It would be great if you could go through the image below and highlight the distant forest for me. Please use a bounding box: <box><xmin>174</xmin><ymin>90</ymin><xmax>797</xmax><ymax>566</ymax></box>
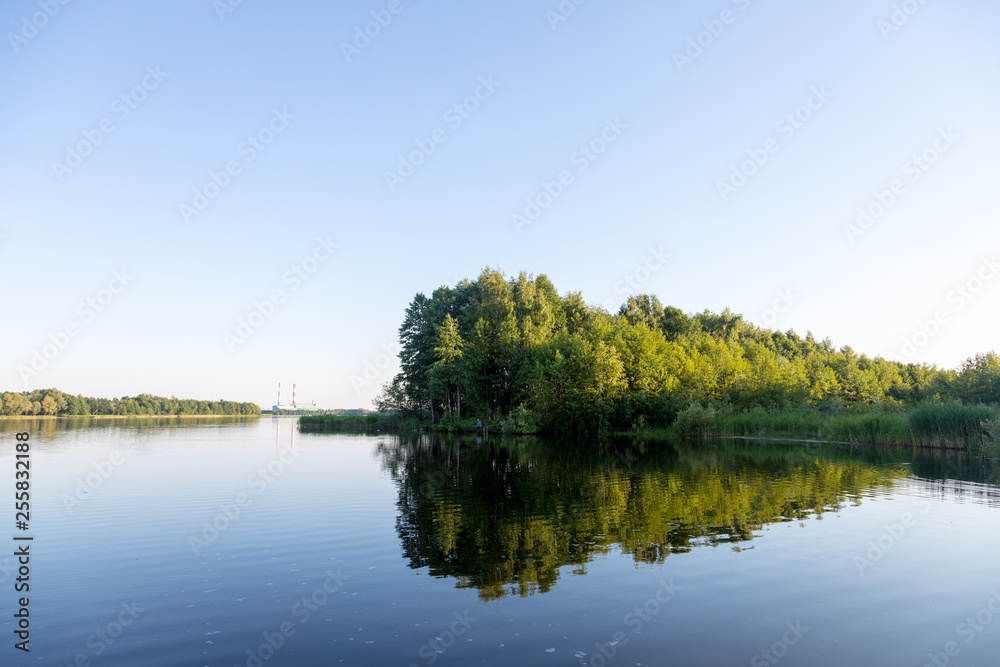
<box><xmin>0</xmin><ymin>388</ymin><xmax>261</xmax><ymax>417</ymax></box>
<box><xmin>378</xmin><ymin>267</ymin><xmax>1000</xmax><ymax>433</ymax></box>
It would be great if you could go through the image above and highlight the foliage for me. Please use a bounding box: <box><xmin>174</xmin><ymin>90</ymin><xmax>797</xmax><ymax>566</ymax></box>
<box><xmin>500</xmin><ymin>405</ymin><xmax>542</xmax><ymax>434</ymax></box>
<box><xmin>299</xmin><ymin>413</ymin><xmax>418</xmax><ymax>431</ymax></box>
<box><xmin>385</xmin><ymin>267</ymin><xmax>1000</xmax><ymax>436</ymax></box>
<box><xmin>675</xmin><ymin>403</ymin><xmax>717</xmax><ymax>440</ymax></box>
<box><xmin>956</xmin><ymin>352</ymin><xmax>1000</xmax><ymax>404</ymax></box>
<box><xmin>0</xmin><ymin>388</ymin><xmax>260</xmax><ymax>417</ymax></box>
<box><xmin>373</xmin><ymin>377</ymin><xmax>425</xmax><ymax>418</ymax></box>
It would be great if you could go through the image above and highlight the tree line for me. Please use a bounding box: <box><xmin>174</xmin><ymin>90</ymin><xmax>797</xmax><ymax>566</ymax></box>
<box><xmin>377</xmin><ymin>267</ymin><xmax>1000</xmax><ymax>433</ymax></box>
<box><xmin>0</xmin><ymin>388</ymin><xmax>261</xmax><ymax>417</ymax></box>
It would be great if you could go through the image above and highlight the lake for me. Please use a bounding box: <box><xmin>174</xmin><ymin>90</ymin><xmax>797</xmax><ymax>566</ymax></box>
<box><xmin>1</xmin><ymin>417</ymin><xmax>999</xmax><ymax>666</ymax></box>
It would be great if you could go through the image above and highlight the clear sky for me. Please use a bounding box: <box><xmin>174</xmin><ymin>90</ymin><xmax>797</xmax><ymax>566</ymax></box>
<box><xmin>2</xmin><ymin>0</ymin><xmax>997</xmax><ymax>410</ymax></box>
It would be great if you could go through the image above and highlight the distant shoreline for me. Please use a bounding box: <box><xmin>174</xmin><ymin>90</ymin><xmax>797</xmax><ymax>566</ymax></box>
<box><xmin>0</xmin><ymin>414</ymin><xmax>263</xmax><ymax>420</ymax></box>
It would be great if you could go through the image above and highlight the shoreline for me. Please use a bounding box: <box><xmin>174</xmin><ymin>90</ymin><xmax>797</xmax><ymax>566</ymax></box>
<box><xmin>297</xmin><ymin>416</ymin><xmax>995</xmax><ymax>453</ymax></box>
<box><xmin>0</xmin><ymin>414</ymin><xmax>262</xmax><ymax>420</ymax></box>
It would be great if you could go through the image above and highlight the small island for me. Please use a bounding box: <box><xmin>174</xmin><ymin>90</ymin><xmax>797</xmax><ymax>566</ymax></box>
<box><xmin>303</xmin><ymin>268</ymin><xmax>1000</xmax><ymax>453</ymax></box>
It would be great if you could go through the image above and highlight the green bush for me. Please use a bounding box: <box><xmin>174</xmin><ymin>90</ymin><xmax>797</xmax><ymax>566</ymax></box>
<box><xmin>610</xmin><ymin>393</ymin><xmax>683</xmax><ymax>432</ymax></box>
<box><xmin>675</xmin><ymin>403</ymin><xmax>717</xmax><ymax>440</ymax></box>
<box><xmin>501</xmin><ymin>405</ymin><xmax>542</xmax><ymax>434</ymax></box>
<box><xmin>431</xmin><ymin>414</ymin><xmax>482</xmax><ymax>433</ymax></box>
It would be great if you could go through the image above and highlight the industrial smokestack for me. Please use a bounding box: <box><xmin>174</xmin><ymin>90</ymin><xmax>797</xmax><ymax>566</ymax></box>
<box><xmin>277</xmin><ymin>383</ymin><xmax>281</xmax><ymax>406</ymax></box>
<box><xmin>293</xmin><ymin>384</ymin><xmax>296</xmax><ymax>406</ymax></box>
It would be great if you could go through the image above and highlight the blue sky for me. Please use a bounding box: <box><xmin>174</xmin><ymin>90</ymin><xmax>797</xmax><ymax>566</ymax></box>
<box><xmin>2</xmin><ymin>0</ymin><xmax>998</xmax><ymax>409</ymax></box>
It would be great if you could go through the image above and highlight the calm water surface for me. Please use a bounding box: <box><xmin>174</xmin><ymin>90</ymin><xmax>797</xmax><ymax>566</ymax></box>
<box><xmin>1</xmin><ymin>418</ymin><xmax>999</xmax><ymax>666</ymax></box>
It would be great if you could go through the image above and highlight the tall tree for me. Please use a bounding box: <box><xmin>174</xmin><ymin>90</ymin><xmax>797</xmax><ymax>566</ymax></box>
<box><xmin>432</xmin><ymin>314</ymin><xmax>465</xmax><ymax>419</ymax></box>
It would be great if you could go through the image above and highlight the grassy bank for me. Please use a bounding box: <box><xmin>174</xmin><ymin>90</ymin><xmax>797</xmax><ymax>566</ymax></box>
<box><xmin>678</xmin><ymin>401</ymin><xmax>1000</xmax><ymax>453</ymax></box>
<box><xmin>301</xmin><ymin>402</ymin><xmax>1000</xmax><ymax>455</ymax></box>
<box><xmin>298</xmin><ymin>413</ymin><xmax>487</xmax><ymax>433</ymax></box>
<box><xmin>298</xmin><ymin>413</ymin><xmax>422</xmax><ymax>432</ymax></box>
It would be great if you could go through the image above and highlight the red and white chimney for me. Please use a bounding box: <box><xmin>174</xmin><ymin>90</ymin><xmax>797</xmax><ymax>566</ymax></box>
<box><xmin>293</xmin><ymin>384</ymin><xmax>297</xmax><ymax>406</ymax></box>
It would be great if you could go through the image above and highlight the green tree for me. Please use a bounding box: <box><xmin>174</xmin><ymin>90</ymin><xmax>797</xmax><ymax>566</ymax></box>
<box><xmin>385</xmin><ymin>267</ymin><xmax>995</xmax><ymax>434</ymax></box>
<box><xmin>957</xmin><ymin>352</ymin><xmax>1000</xmax><ymax>404</ymax></box>
<box><xmin>41</xmin><ymin>395</ymin><xmax>58</xmax><ymax>415</ymax></box>
<box><xmin>431</xmin><ymin>314</ymin><xmax>466</xmax><ymax>419</ymax></box>
<box><xmin>397</xmin><ymin>293</ymin><xmax>439</xmax><ymax>421</ymax></box>
<box><xmin>618</xmin><ymin>294</ymin><xmax>664</xmax><ymax>330</ymax></box>
<box><xmin>660</xmin><ymin>306</ymin><xmax>694</xmax><ymax>341</ymax></box>
<box><xmin>526</xmin><ymin>332</ymin><xmax>627</xmax><ymax>432</ymax></box>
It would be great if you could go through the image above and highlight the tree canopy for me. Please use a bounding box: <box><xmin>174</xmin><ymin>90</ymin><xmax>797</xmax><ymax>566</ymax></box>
<box><xmin>0</xmin><ymin>388</ymin><xmax>261</xmax><ymax>417</ymax></box>
<box><xmin>378</xmin><ymin>268</ymin><xmax>998</xmax><ymax>433</ymax></box>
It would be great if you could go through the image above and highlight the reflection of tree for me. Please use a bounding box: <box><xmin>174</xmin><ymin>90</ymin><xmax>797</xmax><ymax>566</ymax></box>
<box><xmin>0</xmin><ymin>415</ymin><xmax>256</xmax><ymax>441</ymax></box>
<box><xmin>908</xmin><ymin>449</ymin><xmax>1000</xmax><ymax>489</ymax></box>
<box><xmin>377</xmin><ymin>436</ymin><xmax>911</xmax><ymax>601</ymax></box>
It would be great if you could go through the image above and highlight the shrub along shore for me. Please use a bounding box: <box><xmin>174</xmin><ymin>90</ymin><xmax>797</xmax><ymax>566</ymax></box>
<box><xmin>677</xmin><ymin>401</ymin><xmax>1000</xmax><ymax>453</ymax></box>
<box><xmin>300</xmin><ymin>401</ymin><xmax>1000</xmax><ymax>455</ymax></box>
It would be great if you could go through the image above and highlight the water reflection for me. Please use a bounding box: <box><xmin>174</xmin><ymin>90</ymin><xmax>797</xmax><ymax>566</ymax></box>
<box><xmin>0</xmin><ymin>415</ymin><xmax>259</xmax><ymax>434</ymax></box>
<box><xmin>377</xmin><ymin>436</ymin><xmax>971</xmax><ymax>601</ymax></box>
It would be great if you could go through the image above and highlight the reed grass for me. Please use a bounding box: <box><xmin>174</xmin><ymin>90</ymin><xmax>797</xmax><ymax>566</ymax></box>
<box><xmin>298</xmin><ymin>413</ymin><xmax>419</xmax><ymax>431</ymax></box>
<box><xmin>709</xmin><ymin>401</ymin><xmax>1000</xmax><ymax>450</ymax></box>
